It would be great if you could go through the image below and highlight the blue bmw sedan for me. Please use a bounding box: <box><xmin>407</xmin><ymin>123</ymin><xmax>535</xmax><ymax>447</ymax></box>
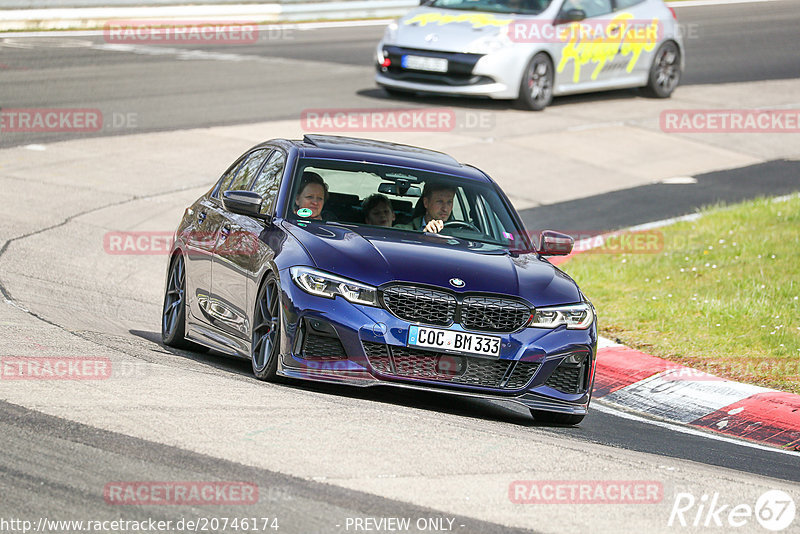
<box><xmin>162</xmin><ymin>135</ymin><xmax>596</xmax><ymax>424</ymax></box>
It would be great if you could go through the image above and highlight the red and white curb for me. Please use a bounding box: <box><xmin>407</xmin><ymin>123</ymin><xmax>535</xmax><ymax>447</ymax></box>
<box><xmin>593</xmin><ymin>337</ymin><xmax>800</xmax><ymax>451</ymax></box>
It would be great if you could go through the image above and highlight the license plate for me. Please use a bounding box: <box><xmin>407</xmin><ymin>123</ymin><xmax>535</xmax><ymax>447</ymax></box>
<box><xmin>408</xmin><ymin>325</ymin><xmax>500</xmax><ymax>357</ymax></box>
<box><xmin>402</xmin><ymin>55</ymin><xmax>448</xmax><ymax>73</ymax></box>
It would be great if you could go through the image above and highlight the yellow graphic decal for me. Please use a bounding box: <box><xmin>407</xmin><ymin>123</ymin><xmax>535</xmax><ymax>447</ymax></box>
<box><xmin>556</xmin><ymin>13</ymin><xmax>660</xmax><ymax>83</ymax></box>
<box><xmin>403</xmin><ymin>12</ymin><xmax>512</xmax><ymax>29</ymax></box>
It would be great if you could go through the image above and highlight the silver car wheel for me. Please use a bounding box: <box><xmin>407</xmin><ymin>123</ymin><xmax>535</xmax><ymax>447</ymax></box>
<box><xmin>655</xmin><ymin>47</ymin><xmax>679</xmax><ymax>92</ymax></box>
<box><xmin>517</xmin><ymin>52</ymin><xmax>554</xmax><ymax>111</ymax></box>
<box><xmin>252</xmin><ymin>275</ymin><xmax>281</xmax><ymax>380</ymax></box>
<box><xmin>162</xmin><ymin>256</ymin><xmax>184</xmax><ymax>339</ymax></box>
<box><xmin>645</xmin><ymin>41</ymin><xmax>681</xmax><ymax>98</ymax></box>
<box><xmin>528</xmin><ymin>58</ymin><xmax>552</xmax><ymax>103</ymax></box>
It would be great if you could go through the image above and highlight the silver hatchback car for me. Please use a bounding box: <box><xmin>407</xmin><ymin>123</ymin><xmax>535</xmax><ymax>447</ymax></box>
<box><xmin>376</xmin><ymin>0</ymin><xmax>684</xmax><ymax>110</ymax></box>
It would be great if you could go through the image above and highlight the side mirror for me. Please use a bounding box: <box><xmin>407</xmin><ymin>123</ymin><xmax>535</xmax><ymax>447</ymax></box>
<box><xmin>222</xmin><ymin>190</ymin><xmax>265</xmax><ymax>218</ymax></box>
<box><xmin>538</xmin><ymin>230</ymin><xmax>574</xmax><ymax>256</ymax></box>
<box><xmin>557</xmin><ymin>8</ymin><xmax>586</xmax><ymax>23</ymax></box>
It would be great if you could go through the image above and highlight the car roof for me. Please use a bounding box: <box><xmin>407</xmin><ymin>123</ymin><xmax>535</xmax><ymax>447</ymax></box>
<box><xmin>263</xmin><ymin>135</ymin><xmax>492</xmax><ymax>183</ymax></box>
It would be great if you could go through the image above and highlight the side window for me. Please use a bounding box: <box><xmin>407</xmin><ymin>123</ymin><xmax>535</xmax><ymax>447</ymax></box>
<box><xmin>560</xmin><ymin>0</ymin><xmax>612</xmax><ymax>18</ymax></box>
<box><xmin>251</xmin><ymin>150</ymin><xmax>286</xmax><ymax>215</ymax></box>
<box><xmin>451</xmin><ymin>187</ymin><xmax>466</xmax><ymax>221</ymax></box>
<box><xmin>213</xmin><ymin>156</ymin><xmax>246</xmax><ymax>198</ymax></box>
<box><xmin>227</xmin><ymin>149</ymin><xmax>270</xmax><ymax>192</ymax></box>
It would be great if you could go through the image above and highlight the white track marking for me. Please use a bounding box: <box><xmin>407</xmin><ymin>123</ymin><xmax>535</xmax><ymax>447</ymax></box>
<box><xmin>659</xmin><ymin>176</ymin><xmax>698</xmax><ymax>184</ymax></box>
<box><xmin>597</xmin><ymin>336</ymin><xmax>625</xmax><ymax>349</ymax></box>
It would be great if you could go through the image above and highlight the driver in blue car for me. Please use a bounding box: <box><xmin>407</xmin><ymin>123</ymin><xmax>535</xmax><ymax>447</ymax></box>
<box><xmin>398</xmin><ymin>183</ymin><xmax>456</xmax><ymax>234</ymax></box>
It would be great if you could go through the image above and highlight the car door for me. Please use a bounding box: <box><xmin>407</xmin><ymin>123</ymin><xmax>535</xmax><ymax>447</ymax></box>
<box><xmin>183</xmin><ymin>154</ymin><xmax>245</xmax><ymax>325</ymax></box>
<box><xmin>611</xmin><ymin>0</ymin><xmax>661</xmax><ymax>80</ymax></box>
<box><xmin>209</xmin><ymin>148</ymin><xmax>285</xmax><ymax>349</ymax></box>
<box><xmin>552</xmin><ymin>0</ymin><xmax>617</xmax><ymax>90</ymax></box>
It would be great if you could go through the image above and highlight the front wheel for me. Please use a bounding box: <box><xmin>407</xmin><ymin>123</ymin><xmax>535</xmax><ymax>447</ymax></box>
<box><xmin>517</xmin><ymin>53</ymin><xmax>554</xmax><ymax>111</ymax></box>
<box><xmin>643</xmin><ymin>41</ymin><xmax>681</xmax><ymax>98</ymax></box>
<box><xmin>251</xmin><ymin>274</ymin><xmax>282</xmax><ymax>381</ymax></box>
<box><xmin>530</xmin><ymin>409</ymin><xmax>585</xmax><ymax>425</ymax></box>
<box><xmin>162</xmin><ymin>255</ymin><xmax>191</xmax><ymax>348</ymax></box>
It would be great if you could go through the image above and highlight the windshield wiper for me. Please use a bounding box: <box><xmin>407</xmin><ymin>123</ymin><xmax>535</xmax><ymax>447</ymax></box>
<box><xmin>507</xmin><ymin>247</ymin><xmax>537</xmax><ymax>256</ymax></box>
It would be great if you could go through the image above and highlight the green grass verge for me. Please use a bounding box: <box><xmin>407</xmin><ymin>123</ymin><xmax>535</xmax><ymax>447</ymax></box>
<box><xmin>562</xmin><ymin>195</ymin><xmax>800</xmax><ymax>394</ymax></box>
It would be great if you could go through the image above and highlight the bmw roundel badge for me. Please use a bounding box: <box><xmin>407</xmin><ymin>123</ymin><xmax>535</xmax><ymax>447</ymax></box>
<box><xmin>449</xmin><ymin>278</ymin><xmax>465</xmax><ymax>288</ymax></box>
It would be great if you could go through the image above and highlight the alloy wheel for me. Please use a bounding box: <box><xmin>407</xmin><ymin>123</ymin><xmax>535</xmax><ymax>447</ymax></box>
<box><xmin>162</xmin><ymin>256</ymin><xmax>185</xmax><ymax>341</ymax></box>
<box><xmin>252</xmin><ymin>277</ymin><xmax>281</xmax><ymax>378</ymax></box>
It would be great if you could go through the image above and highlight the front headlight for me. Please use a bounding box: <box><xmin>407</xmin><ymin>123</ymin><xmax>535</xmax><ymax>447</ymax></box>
<box><xmin>383</xmin><ymin>21</ymin><xmax>398</xmax><ymax>43</ymax></box>
<box><xmin>528</xmin><ymin>302</ymin><xmax>594</xmax><ymax>330</ymax></box>
<box><xmin>290</xmin><ymin>267</ymin><xmax>378</xmax><ymax>307</ymax></box>
<box><xmin>465</xmin><ymin>27</ymin><xmax>512</xmax><ymax>54</ymax></box>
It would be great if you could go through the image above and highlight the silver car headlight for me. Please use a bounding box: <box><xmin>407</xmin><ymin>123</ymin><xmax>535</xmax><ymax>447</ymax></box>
<box><xmin>528</xmin><ymin>302</ymin><xmax>594</xmax><ymax>330</ymax></box>
<box><xmin>383</xmin><ymin>21</ymin><xmax>398</xmax><ymax>43</ymax></box>
<box><xmin>465</xmin><ymin>27</ymin><xmax>512</xmax><ymax>54</ymax></box>
<box><xmin>290</xmin><ymin>266</ymin><xmax>378</xmax><ymax>307</ymax></box>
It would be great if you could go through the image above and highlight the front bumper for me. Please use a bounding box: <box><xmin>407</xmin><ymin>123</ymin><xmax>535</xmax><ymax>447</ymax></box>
<box><xmin>276</xmin><ymin>269</ymin><xmax>597</xmax><ymax>415</ymax></box>
<box><xmin>375</xmin><ymin>42</ymin><xmax>529</xmax><ymax>99</ymax></box>
<box><xmin>280</xmin><ymin>364</ymin><xmax>590</xmax><ymax>415</ymax></box>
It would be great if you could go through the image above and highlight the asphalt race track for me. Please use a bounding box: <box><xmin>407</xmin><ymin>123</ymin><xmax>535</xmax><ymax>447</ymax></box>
<box><xmin>1</xmin><ymin>1</ymin><xmax>799</xmax><ymax>533</ymax></box>
<box><xmin>1</xmin><ymin>0</ymin><xmax>800</xmax><ymax>147</ymax></box>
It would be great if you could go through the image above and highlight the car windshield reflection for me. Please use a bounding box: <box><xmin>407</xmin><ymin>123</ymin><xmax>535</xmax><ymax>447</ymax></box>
<box><xmin>287</xmin><ymin>158</ymin><xmax>528</xmax><ymax>250</ymax></box>
<box><xmin>428</xmin><ymin>0</ymin><xmax>551</xmax><ymax>15</ymax></box>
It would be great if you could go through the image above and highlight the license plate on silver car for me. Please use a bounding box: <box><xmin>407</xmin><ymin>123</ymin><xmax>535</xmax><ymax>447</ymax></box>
<box><xmin>401</xmin><ymin>55</ymin><xmax>448</xmax><ymax>72</ymax></box>
<box><xmin>407</xmin><ymin>325</ymin><xmax>500</xmax><ymax>357</ymax></box>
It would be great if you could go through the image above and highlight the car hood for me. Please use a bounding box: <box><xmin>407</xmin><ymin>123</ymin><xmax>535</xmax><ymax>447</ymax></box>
<box><xmin>285</xmin><ymin>222</ymin><xmax>581</xmax><ymax>307</ymax></box>
<box><xmin>388</xmin><ymin>7</ymin><xmax>543</xmax><ymax>52</ymax></box>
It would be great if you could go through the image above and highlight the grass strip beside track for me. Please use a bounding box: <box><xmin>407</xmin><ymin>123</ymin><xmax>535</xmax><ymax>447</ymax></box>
<box><xmin>562</xmin><ymin>195</ymin><xmax>800</xmax><ymax>394</ymax></box>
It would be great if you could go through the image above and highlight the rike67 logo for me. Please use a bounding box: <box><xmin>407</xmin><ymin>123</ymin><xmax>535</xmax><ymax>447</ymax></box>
<box><xmin>668</xmin><ymin>490</ymin><xmax>796</xmax><ymax>531</ymax></box>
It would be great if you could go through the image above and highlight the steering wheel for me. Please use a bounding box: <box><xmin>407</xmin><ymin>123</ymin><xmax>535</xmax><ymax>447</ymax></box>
<box><xmin>442</xmin><ymin>220</ymin><xmax>480</xmax><ymax>233</ymax></box>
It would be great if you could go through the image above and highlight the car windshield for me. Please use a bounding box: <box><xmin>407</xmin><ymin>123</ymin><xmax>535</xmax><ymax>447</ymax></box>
<box><xmin>427</xmin><ymin>0</ymin><xmax>552</xmax><ymax>15</ymax></box>
<box><xmin>286</xmin><ymin>158</ymin><xmax>531</xmax><ymax>251</ymax></box>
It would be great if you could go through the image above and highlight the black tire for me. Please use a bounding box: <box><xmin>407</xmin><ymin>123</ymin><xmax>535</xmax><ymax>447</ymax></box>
<box><xmin>516</xmin><ymin>53</ymin><xmax>554</xmax><ymax>111</ymax></box>
<box><xmin>161</xmin><ymin>255</ymin><xmax>191</xmax><ymax>349</ymax></box>
<box><xmin>251</xmin><ymin>274</ymin><xmax>282</xmax><ymax>381</ymax></box>
<box><xmin>530</xmin><ymin>409</ymin><xmax>585</xmax><ymax>425</ymax></box>
<box><xmin>643</xmin><ymin>41</ymin><xmax>681</xmax><ymax>98</ymax></box>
